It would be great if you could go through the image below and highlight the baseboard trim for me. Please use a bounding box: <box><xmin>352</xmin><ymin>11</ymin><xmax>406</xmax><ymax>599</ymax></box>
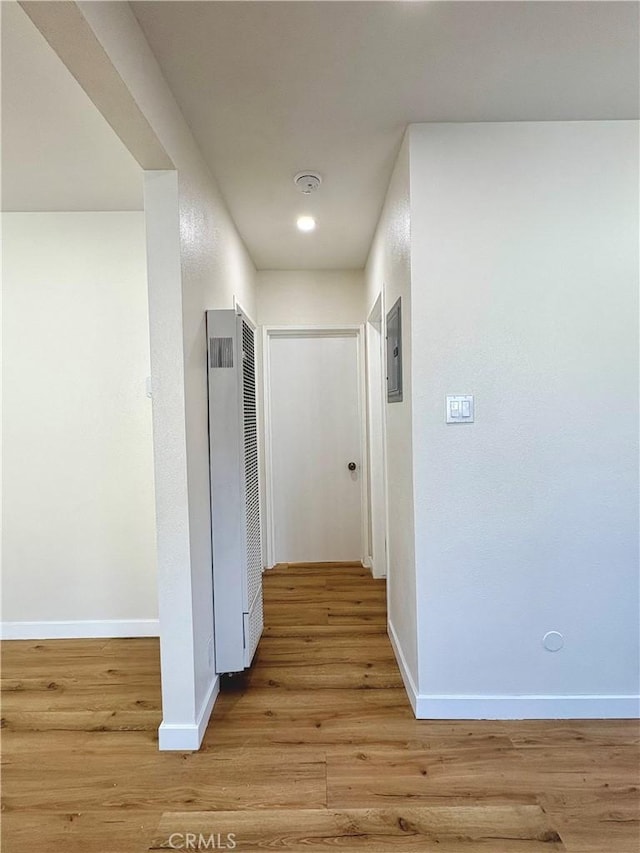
<box><xmin>369</xmin><ymin>557</ymin><xmax>386</xmax><ymax>580</ymax></box>
<box><xmin>0</xmin><ymin>619</ymin><xmax>160</xmax><ymax>640</ymax></box>
<box><xmin>415</xmin><ymin>693</ymin><xmax>640</xmax><ymax>720</ymax></box>
<box><xmin>387</xmin><ymin>619</ymin><xmax>419</xmax><ymax>715</ymax></box>
<box><xmin>387</xmin><ymin>621</ymin><xmax>638</xmax><ymax>720</ymax></box>
<box><xmin>275</xmin><ymin>561</ymin><xmax>364</xmax><ymax>569</ymax></box>
<box><xmin>158</xmin><ymin>675</ymin><xmax>220</xmax><ymax>751</ymax></box>
<box><xmin>363</xmin><ymin>557</ymin><xmax>386</xmax><ymax>580</ymax></box>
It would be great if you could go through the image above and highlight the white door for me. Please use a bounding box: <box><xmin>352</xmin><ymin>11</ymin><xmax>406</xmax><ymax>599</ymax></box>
<box><xmin>267</xmin><ymin>331</ymin><xmax>363</xmax><ymax>564</ymax></box>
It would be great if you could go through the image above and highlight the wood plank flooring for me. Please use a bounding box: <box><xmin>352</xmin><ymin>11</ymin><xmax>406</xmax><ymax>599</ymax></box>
<box><xmin>1</xmin><ymin>563</ymin><xmax>638</xmax><ymax>852</ymax></box>
<box><xmin>150</xmin><ymin>805</ymin><xmax>564</xmax><ymax>851</ymax></box>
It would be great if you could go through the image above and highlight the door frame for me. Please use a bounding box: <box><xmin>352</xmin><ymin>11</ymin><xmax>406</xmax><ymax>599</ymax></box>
<box><xmin>262</xmin><ymin>325</ymin><xmax>369</xmax><ymax>569</ymax></box>
<box><xmin>366</xmin><ymin>293</ymin><xmax>390</xmax><ymax>578</ymax></box>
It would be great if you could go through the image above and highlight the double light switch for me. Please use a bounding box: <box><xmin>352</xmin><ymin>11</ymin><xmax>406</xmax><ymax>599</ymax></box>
<box><xmin>446</xmin><ymin>395</ymin><xmax>474</xmax><ymax>423</ymax></box>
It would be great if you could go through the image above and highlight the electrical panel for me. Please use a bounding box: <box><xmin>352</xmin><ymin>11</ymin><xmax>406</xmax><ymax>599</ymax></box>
<box><xmin>386</xmin><ymin>297</ymin><xmax>403</xmax><ymax>403</ymax></box>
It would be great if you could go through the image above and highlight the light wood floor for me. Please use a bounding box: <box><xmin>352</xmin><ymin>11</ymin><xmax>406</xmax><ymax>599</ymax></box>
<box><xmin>1</xmin><ymin>564</ymin><xmax>638</xmax><ymax>851</ymax></box>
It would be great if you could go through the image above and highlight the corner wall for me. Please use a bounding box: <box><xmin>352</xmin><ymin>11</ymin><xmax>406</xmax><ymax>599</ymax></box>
<box><xmin>409</xmin><ymin>121</ymin><xmax>639</xmax><ymax>717</ymax></box>
<box><xmin>79</xmin><ymin>2</ymin><xmax>258</xmax><ymax>746</ymax></box>
<box><xmin>364</xmin><ymin>133</ymin><xmax>419</xmax><ymax>699</ymax></box>
<box><xmin>22</xmin><ymin>0</ymin><xmax>258</xmax><ymax>748</ymax></box>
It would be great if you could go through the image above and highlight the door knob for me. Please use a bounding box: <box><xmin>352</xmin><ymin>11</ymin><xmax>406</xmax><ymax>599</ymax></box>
<box><xmin>348</xmin><ymin>462</ymin><xmax>357</xmax><ymax>471</ymax></box>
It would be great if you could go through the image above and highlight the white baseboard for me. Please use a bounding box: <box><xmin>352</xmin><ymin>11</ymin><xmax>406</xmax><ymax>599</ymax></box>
<box><xmin>0</xmin><ymin>619</ymin><xmax>160</xmax><ymax>640</ymax></box>
<box><xmin>415</xmin><ymin>694</ymin><xmax>640</xmax><ymax>720</ymax></box>
<box><xmin>158</xmin><ymin>675</ymin><xmax>220</xmax><ymax>751</ymax></box>
<box><xmin>388</xmin><ymin>620</ymin><xmax>639</xmax><ymax>720</ymax></box>
<box><xmin>388</xmin><ymin>619</ymin><xmax>419</xmax><ymax>714</ymax></box>
<box><xmin>369</xmin><ymin>556</ymin><xmax>386</xmax><ymax>579</ymax></box>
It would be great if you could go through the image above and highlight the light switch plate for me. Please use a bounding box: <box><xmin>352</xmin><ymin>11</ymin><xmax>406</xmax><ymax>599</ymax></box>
<box><xmin>446</xmin><ymin>395</ymin><xmax>474</xmax><ymax>423</ymax></box>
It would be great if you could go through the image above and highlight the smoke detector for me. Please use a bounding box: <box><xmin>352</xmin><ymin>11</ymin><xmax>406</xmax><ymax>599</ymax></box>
<box><xmin>294</xmin><ymin>171</ymin><xmax>322</xmax><ymax>194</ymax></box>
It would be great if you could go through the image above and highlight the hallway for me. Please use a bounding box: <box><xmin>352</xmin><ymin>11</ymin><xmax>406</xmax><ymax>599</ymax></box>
<box><xmin>1</xmin><ymin>565</ymin><xmax>638</xmax><ymax>851</ymax></box>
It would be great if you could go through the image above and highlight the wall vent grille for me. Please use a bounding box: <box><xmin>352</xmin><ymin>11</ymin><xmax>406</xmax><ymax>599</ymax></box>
<box><xmin>242</xmin><ymin>320</ymin><xmax>263</xmax><ymax>663</ymax></box>
<box><xmin>206</xmin><ymin>309</ymin><xmax>263</xmax><ymax>674</ymax></box>
<box><xmin>210</xmin><ymin>337</ymin><xmax>234</xmax><ymax>368</ymax></box>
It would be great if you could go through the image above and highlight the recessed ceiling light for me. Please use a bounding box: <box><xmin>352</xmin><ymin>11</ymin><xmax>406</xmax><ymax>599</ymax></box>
<box><xmin>296</xmin><ymin>215</ymin><xmax>316</xmax><ymax>232</ymax></box>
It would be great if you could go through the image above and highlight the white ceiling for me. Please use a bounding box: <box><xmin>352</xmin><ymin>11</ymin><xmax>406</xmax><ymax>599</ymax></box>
<box><xmin>2</xmin><ymin>2</ymin><xmax>637</xmax><ymax>267</ymax></box>
<box><xmin>131</xmin><ymin>0</ymin><xmax>639</xmax><ymax>270</ymax></box>
<box><xmin>1</xmin><ymin>2</ymin><xmax>143</xmax><ymax>212</ymax></box>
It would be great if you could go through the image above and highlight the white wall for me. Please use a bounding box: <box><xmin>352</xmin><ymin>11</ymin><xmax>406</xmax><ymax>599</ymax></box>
<box><xmin>2</xmin><ymin>212</ymin><xmax>157</xmax><ymax>636</ymax></box>
<box><xmin>256</xmin><ymin>270</ymin><xmax>364</xmax><ymax>326</ymax></box>
<box><xmin>409</xmin><ymin>121</ymin><xmax>639</xmax><ymax>717</ymax></box>
<box><xmin>364</xmin><ymin>133</ymin><xmax>419</xmax><ymax>695</ymax></box>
